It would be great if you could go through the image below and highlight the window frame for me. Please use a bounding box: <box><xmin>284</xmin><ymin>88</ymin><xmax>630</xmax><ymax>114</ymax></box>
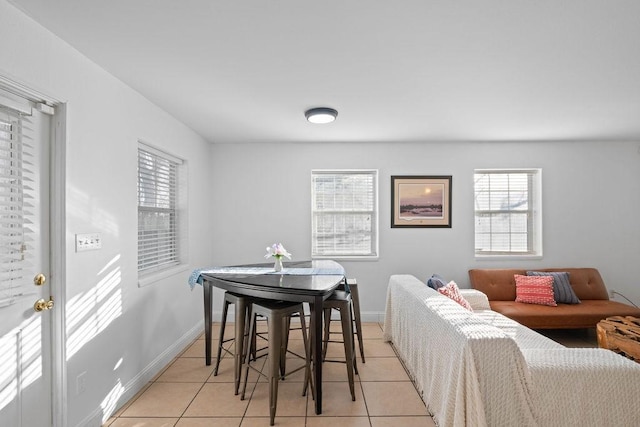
<box><xmin>473</xmin><ymin>168</ymin><xmax>542</xmax><ymax>259</ymax></box>
<box><xmin>311</xmin><ymin>169</ymin><xmax>379</xmax><ymax>260</ymax></box>
<box><xmin>137</xmin><ymin>141</ymin><xmax>188</xmax><ymax>285</ymax></box>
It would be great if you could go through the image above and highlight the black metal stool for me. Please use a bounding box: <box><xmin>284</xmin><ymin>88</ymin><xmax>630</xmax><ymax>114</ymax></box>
<box><xmin>345</xmin><ymin>278</ymin><xmax>365</xmax><ymax>363</ymax></box>
<box><xmin>240</xmin><ymin>300</ymin><xmax>312</xmax><ymax>426</ymax></box>
<box><xmin>320</xmin><ymin>290</ymin><xmax>358</xmax><ymax>401</ymax></box>
<box><xmin>213</xmin><ymin>292</ymin><xmax>253</xmax><ymax>395</ymax></box>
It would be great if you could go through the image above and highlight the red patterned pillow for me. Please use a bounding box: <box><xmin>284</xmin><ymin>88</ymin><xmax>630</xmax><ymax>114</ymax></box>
<box><xmin>438</xmin><ymin>281</ymin><xmax>473</xmax><ymax>311</ymax></box>
<box><xmin>514</xmin><ymin>274</ymin><xmax>557</xmax><ymax>306</ymax></box>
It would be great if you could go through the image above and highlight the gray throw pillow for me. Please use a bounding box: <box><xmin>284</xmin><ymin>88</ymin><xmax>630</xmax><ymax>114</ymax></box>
<box><xmin>427</xmin><ymin>274</ymin><xmax>447</xmax><ymax>290</ymax></box>
<box><xmin>526</xmin><ymin>271</ymin><xmax>581</xmax><ymax>304</ymax></box>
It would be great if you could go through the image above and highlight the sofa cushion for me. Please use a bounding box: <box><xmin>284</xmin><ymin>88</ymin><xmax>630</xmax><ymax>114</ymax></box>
<box><xmin>438</xmin><ymin>281</ymin><xmax>473</xmax><ymax>311</ymax></box>
<box><xmin>488</xmin><ymin>300</ymin><xmax>640</xmax><ymax>329</ymax></box>
<box><xmin>526</xmin><ymin>271</ymin><xmax>580</xmax><ymax>304</ymax></box>
<box><xmin>427</xmin><ymin>273</ymin><xmax>447</xmax><ymax>290</ymax></box>
<box><xmin>515</xmin><ymin>275</ymin><xmax>557</xmax><ymax>306</ymax></box>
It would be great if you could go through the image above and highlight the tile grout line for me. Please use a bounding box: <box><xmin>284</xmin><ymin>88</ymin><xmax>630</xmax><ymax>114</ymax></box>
<box><xmin>356</xmin><ymin>371</ymin><xmax>374</xmax><ymax>427</ymax></box>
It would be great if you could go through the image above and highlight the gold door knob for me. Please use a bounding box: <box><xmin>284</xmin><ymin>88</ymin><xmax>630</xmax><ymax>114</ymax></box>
<box><xmin>34</xmin><ymin>296</ymin><xmax>54</xmax><ymax>312</ymax></box>
<box><xmin>34</xmin><ymin>273</ymin><xmax>46</xmax><ymax>286</ymax></box>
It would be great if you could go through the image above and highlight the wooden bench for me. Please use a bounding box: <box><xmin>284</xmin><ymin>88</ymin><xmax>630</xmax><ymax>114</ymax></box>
<box><xmin>597</xmin><ymin>316</ymin><xmax>640</xmax><ymax>362</ymax></box>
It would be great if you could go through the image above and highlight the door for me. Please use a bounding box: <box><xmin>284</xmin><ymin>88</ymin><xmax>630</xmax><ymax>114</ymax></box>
<box><xmin>0</xmin><ymin>89</ymin><xmax>53</xmax><ymax>427</ymax></box>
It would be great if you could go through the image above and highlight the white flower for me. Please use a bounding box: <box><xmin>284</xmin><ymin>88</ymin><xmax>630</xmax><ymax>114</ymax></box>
<box><xmin>265</xmin><ymin>243</ymin><xmax>292</xmax><ymax>259</ymax></box>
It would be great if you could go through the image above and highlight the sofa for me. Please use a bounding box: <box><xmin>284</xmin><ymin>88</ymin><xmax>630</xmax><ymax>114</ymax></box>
<box><xmin>384</xmin><ymin>274</ymin><xmax>640</xmax><ymax>427</ymax></box>
<box><xmin>468</xmin><ymin>268</ymin><xmax>640</xmax><ymax>329</ymax></box>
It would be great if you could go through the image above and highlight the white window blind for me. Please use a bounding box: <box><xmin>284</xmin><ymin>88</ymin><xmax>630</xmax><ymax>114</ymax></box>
<box><xmin>311</xmin><ymin>170</ymin><xmax>378</xmax><ymax>258</ymax></box>
<box><xmin>0</xmin><ymin>105</ymin><xmax>34</xmax><ymax>307</ymax></box>
<box><xmin>137</xmin><ymin>144</ymin><xmax>183</xmax><ymax>274</ymax></box>
<box><xmin>474</xmin><ymin>169</ymin><xmax>542</xmax><ymax>256</ymax></box>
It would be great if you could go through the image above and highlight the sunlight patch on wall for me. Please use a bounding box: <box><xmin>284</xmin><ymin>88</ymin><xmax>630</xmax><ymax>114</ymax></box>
<box><xmin>66</xmin><ymin>255</ymin><xmax>123</xmax><ymax>360</ymax></box>
<box><xmin>100</xmin><ymin>379</ymin><xmax>124</xmax><ymax>424</ymax></box>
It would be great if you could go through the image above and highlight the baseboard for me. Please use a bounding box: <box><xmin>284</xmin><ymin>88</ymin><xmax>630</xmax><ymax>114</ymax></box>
<box><xmin>75</xmin><ymin>321</ymin><xmax>203</xmax><ymax>427</ymax></box>
<box><xmin>361</xmin><ymin>311</ymin><xmax>386</xmax><ymax>323</ymax></box>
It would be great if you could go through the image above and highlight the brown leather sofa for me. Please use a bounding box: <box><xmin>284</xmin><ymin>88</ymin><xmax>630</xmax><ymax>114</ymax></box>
<box><xmin>468</xmin><ymin>268</ymin><xmax>640</xmax><ymax>329</ymax></box>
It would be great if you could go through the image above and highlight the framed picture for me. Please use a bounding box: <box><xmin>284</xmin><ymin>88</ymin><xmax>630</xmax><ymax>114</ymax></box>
<box><xmin>391</xmin><ymin>175</ymin><xmax>452</xmax><ymax>228</ymax></box>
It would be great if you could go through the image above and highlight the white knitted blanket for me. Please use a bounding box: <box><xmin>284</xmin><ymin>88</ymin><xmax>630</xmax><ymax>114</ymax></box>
<box><xmin>383</xmin><ymin>275</ymin><xmax>537</xmax><ymax>427</ymax></box>
<box><xmin>383</xmin><ymin>275</ymin><xmax>640</xmax><ymax>427</ymax></box>
<box><xmin>523</xmin><ymin>348</ymin><xmax>640</xmax><ymax>426</ymax></box>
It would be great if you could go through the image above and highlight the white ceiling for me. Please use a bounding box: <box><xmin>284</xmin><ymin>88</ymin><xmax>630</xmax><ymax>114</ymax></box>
<box><xmin>8</xmin><ymin>0</ymin><xmax>640</xmax><ymax>144</ymax></box>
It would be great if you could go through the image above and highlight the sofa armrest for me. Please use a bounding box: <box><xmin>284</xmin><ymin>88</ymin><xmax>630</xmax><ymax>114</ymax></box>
<box><xmin>524</xmin><ymin>347</ymin><xmax>640</xmax><ymax>373</ymax></box>
<box><xmin>459</xmin><ymin>288</ymin><xmax>491</xmax><ymax>311</ymax></box>
<box><xmin>522</xmin><ymin>348</ymin><xmax>640</xmax><ymax>425</ymax></box>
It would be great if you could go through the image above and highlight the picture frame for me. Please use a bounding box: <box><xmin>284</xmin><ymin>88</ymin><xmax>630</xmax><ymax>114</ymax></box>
<box><xmin>391</xmin><ymin>175</ymin><xmax>452</xmax><ymax>228</ymax></box>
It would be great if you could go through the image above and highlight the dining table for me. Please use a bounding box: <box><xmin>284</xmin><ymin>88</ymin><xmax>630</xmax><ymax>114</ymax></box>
<box><xmin>189</xmin><ymin>259</ymin><xmax>346</xmax><ymax>415</ymax></box>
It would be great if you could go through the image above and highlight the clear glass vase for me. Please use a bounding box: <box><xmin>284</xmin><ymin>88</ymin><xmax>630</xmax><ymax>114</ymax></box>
<box><xmin>274</xmin><ymin>257</ymin><xmax>283</xmax><ymax>272</ymax></box>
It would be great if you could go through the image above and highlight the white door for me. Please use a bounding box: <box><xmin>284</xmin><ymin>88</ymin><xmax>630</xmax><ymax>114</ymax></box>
<box><xmin>0</xmin><ymin>90</ymin><xmax>53</xmax><ymax>427</ymax></box>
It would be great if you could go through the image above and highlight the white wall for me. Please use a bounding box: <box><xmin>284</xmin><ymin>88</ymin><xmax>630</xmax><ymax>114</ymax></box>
<box><xmin>211</xmin><ymin>141</ymin><xmax>640</xmax><ymax>318</ymax></box>
<box><xmin>1</xmin><ymin>2</ymin><xmax>212</xmax><ymax>426</ymax></box>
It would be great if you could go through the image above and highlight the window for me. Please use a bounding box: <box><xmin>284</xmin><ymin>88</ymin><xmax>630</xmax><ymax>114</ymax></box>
<box><xmin>311</xmin><ymin>170</ymin><xmax>378</xmax><ymax>259</ymax></box>
<box><xmin>0</xmin><ymin>104</ymin><xmax>33</xmax><ymax>306</ymax></box>
<box><xmin>137</xmin><ymin>142</ymin><xmax>186</xmax><ymax>276</ymax></box>
<box><xmin>474</xmin><ymin>169</ymin><xmax>542</xmax><ymax>257</ymax></box>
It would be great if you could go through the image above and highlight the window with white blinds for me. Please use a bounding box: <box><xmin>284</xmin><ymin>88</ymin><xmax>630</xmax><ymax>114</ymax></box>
<box><xmin>311</xmin><ymin>170</ymin><xmax>378</xmax><ymax>259</ymax></box>
<box><xmin>137</xmin><ymin>143</ymin><xmax>184</xmax><ymax>274</ymax></box>
<box><xmin>474</xmin><ymin>169</ymin><xmax>542</xmax><ymax>257</ymax></box>
<box><xmin>0</xmin><ymin>105</ymin><xmax>34</xmax><ymax>307</ymax></box>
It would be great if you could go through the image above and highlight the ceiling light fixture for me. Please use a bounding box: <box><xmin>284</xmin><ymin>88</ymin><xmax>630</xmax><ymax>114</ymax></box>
<box><xmin>305</xmin><ymin>107</ymin><xmax>338</xmax><ymax>124</ymax></box>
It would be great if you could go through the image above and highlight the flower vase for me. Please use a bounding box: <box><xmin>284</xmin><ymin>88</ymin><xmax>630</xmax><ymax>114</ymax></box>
<box><xmin>274</xmin><ymin>257</ymin><xmax>283</xmax><ymax>272</ymax></box>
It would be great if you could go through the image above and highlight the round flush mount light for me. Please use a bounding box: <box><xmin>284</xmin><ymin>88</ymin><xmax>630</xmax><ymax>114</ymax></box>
<box><xmin>305</xmin><ymin>107</ymin><xmax>338</xmax><ymax>124</ymax></box>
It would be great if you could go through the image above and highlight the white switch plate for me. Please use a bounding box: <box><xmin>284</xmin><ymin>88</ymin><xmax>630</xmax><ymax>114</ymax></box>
<box><xmin>76</xmin><ymin>233</ymin><xmax>102</xmax><ymax>252</ymax></box>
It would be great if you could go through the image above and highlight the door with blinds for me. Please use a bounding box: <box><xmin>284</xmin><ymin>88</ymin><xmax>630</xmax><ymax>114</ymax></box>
<box><xmin>0</xmin><ymin>90</ymin><xmax>53</xmax><ymax>427</ymax></box>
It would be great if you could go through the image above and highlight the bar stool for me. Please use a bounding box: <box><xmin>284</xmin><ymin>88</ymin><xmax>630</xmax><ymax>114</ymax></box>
<box><xmin>240</xmin><ymin>300</ymin><xmax>312</xmax><ymax>426</ymax></box>
<box><xmin>320</xmin><ymin>290</ymin><xmax>358</xmax><ymax>401</ymax></box>
<box><xmin>214</xmin><ymin>292</ymin><xmax>253</xmax><ymax>395</ymax></box>
<box><xmin>345</xmin><ymin>278</ymin><xmax>365</xmax><ymax>363</ymax></box>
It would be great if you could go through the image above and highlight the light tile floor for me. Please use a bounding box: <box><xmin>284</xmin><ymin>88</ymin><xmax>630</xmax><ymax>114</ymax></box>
<box><xmin>104</xmin><ymin>322</ymin><xmax>436</xmax><ymax>427</ymax></box>
<box><xmin>103</xmin><ymin>322</ymin><xmax>598</xmax><ymax>427</ymax></box>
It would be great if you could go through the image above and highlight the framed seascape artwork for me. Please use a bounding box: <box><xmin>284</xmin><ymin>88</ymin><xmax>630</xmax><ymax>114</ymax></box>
<box><xmin>391</xmin><ymin>175</ymin><xmax>452</xmax><ymax>228</ymax></box>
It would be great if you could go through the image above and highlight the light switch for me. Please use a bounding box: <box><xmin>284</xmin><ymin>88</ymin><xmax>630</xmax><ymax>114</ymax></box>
<box><xmin>75</xmin><ymin>233</ymin><xmax>102</xmax><ymax>252</ymax></box>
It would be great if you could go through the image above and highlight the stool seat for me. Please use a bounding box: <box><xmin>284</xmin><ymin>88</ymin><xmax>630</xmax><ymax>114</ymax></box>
<box><xmin>328</xmin><ymin>290</ymin><xmax>350</xmax><ymax>301</ymax></box>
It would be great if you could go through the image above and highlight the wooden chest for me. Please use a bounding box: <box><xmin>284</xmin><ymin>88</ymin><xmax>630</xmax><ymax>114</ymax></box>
<box><xmin>597</xmin><ymin>316</ymin><xmax>640</xmax><ymax>362</ymax></box>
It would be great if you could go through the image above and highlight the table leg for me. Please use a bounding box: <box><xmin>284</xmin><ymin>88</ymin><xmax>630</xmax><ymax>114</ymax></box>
<box><xmin>234</xmin><ymin>298</ymin><xmax>247</xmax><ymax>395</ymax></box>
<box><xmin>204</xmin><ymin>282</ymin><xmax>212</xmax><ymax>366</ymax></box>
<box><xmin>312</xmin><ymin>295</ymin><xmax>323</xmax><ymax>414</ymax></box>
